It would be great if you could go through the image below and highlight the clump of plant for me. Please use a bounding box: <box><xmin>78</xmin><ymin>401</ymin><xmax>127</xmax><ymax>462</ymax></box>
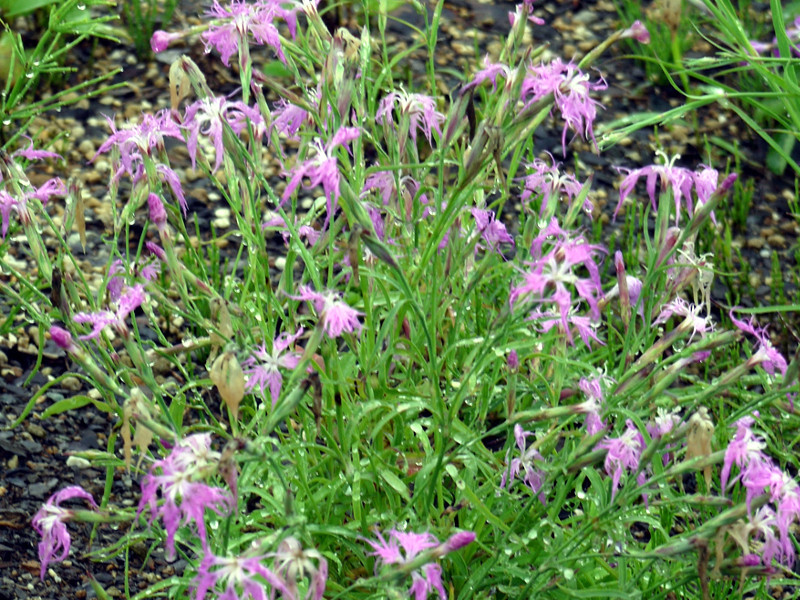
<box><xmin>5</xmin><ymin>1</ymin><xmax>799</xmax><ymax>598</ymax></box>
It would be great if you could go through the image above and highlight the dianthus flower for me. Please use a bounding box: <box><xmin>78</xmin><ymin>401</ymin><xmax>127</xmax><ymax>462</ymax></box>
<box><xmin>500</xmin><ymin>424</ymin><xmax>546</xmax><ymax>503</ymax></box>
<box><xmin>138</xmin><ymin>433</ymin><xmax>235</xmax><ymax>559</ymax></box>
<box><xmin>365</xmin><ymin>529</ymin><xmax>475</xmax><ymax>600</ymax></box>
<box><xmin>243</xmin><ymin>329</ymin><xmax>304</xmax><ymax>405</ymax></box>
<box><xmin>192</xmin><ymin>546</ymin><xmax>289</xmax><ymax>600</ymax></box>
<box><xmin>721</xmin><ymin>416</ymin><xmax>768</xmax><ymax>491</ymax></box>
<box><xmin>509</xmin><ymin>219</ymin><xmax>605</xmax><ymax>346</ymax></box>
<box><xmin>519</xmin><ymin>153</ymin><xmax>590</xmax><ymax>217</ymax></box>
<box><xmin>272</xmin><ymin>537</ymin><xmax>328</xmax><ymax>600</ymax></box>
<box><xmin>729</xmin><ymin>309</ymin><xmax>788</xmax><ymax>376</ymax></box>
<box><xmin>202</xmin><ymin>0</ymin><xmax>299</xmax><ymax>66</ymax></box>
<box><xmin>470</xmin><ymin>208</ymin><xmax>514</xmax><ymax>254</ymax></box>
<box><xmin>614</xmin><ymin>151</ymin><xmax>722</xmax><ymax>224</ymax></box>
<box><xmin>463</xmin><ymin>55</ymin><xmax>513</xmax><ymax>92</ymax></box>
<box><xmin>376</xmin><ymin>89</ymin><xmax>444</xmax><ymax>145</ymax></box>
<box><xmin>290</xmin><ymin>284</ymin><xmax>362</xmax><ymax>338</ymax></box>
<box><xmin>596</xmin><ymin>419</ymin><xmax>645</xmax><ymax>500</ymax></box>
<box><xmin>32</xmin><ymin>486</ymin><xmax>98</xmax><ymax>579</ymax></box>
<box><xmin>0</xmin><ymin>177</ymin><xmax>67</xmax><ymax>238</ymax></box>
<box><xmin>654</xmin><ymin>298</ymin><xmax>715</xmax><ymax>344</ymax></box>
<box><xmin>578</xmin><ymin>376</ymin><xmax>607</xmax><ymax>435</ymax></box>
<box><xmin>183</xmin><ymin>96</ymin><xmax>264</xmax><ymax>172</ymax></box>
<box><xmin>281</xmin><ymin>126</ymin><xmax>360</xmax><ymax>227</ymax></box>
<box><xmin>520</xmin><ymin>58</ymin><xmax>606</xmax><ymax>154</ymax></box>
<box><xmin>73</xmin><ymin>283</ymin><xmax>147</xmax><ymax>340</ymax></box>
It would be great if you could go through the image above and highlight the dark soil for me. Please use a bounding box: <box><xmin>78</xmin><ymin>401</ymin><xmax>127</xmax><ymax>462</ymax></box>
<box><xmin>0</xmin><ymin>1</ymin><xmax>797</xmax><ymax>599</ymax></box>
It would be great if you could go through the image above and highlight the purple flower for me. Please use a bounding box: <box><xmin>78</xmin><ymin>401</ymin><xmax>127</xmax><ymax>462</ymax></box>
<box><xmin>202</xmin><ymin>0</ymin><xmax>299</xmax><ymax>67</ymax></box>
<box><xmin>464</xmin><ymin>55</ymin><xmax>513</xmax><ymax>92</ymax></box>
<box><xmin>721</xmin><ymin>416</ymin><xmax>767</xmax><ymax>491</ymax></box>
<box><xmin>183</xmin><ymin>96</ymin><xmax>264</xmax><ymax>173</ymax></box>
<box><xmin>730</xmin><ymin>309</ymin><xmax>788</xmax><ymax>376</ymax></box>
<box><xmin>49</xmin><ymin>325</ymin><xmax>78</xmax><ymax>354</ymax></box>
<box><xmin>192</xmin><ymin>547</ymin><xmax>289</xmax><ymax>600</ymax></box>
<box><xmin>281</xmin><ymin>126</ymin><xmax>360</xmax><ymax>227</ymax></box>
<box><xmin>596</xmin><ymin>419</ymin><xmax>644</xmax><ymax>500</ymax></box>
<box><xmin>614</xmin><ymin>152</ymin><xmax>723</xmax><ymax>223</ymax></box>
<box><xmin>501</xmin><ymin>424</ymin><xmax>546</xmax><ymax>503</ymax></box>
<box><xmin>73</xmin><ymin>283</ymin><xmax>146</xmax><ymax>340</ymax></box>
<box><xmin>510</xmin><ymin>219</ymin><xmax>605</xmax><ymax>346</ymax></box>
<box><xmin>520</xmin><ymin>58</ymin><xmax>606</xmax><ymax>154</ymax></box>
<box><xmin>148</xmin><ymin>192</ymin><xmax>168</xmax><ymax>232</ymax></box>
<box><xmin>243</xmin><ymin>329</ymin><xmax>304</xmax><ymax>405</ymax></box>
<box><xmin>470</xmin><ymin>208</ymin><xmax>514</xmax><ymax>254</ymax></box>
<box><xmin>32</xmin><ymin>486</ymin><xmax>98</xmax><ymax>579</ymax></box>
<box><xmin>376</xmin><ymin>90</ymin><xmax>444</xmax><ymax>145</ymax></box>
<box><xmin>13</xmin><ymin>137</ymin><xmax>62</xmax><ymax>162</ymax></box>
<box><xmin>28</xmin><ymin>177</ymin><xmax>67</xmax><ymax>203</ymax></box>
<box><xmin>520</xmin><ymin>153</ymin><xmax>589</xmax><ymax>217</ymax></box>
<box><xmin>138</xmin><ymin>434</ymin><xmax>235</xmax><ymax>560</ymax></box>
<box><xmin>366</xmin><ymin>529</ymin><xmax>468</xmax><ymax>600</ymax></box>
<box><xmin>291</xmin><ymin>285</ymin><xmax>362</xmax><ymax>338</ymax></box>
<box><xmin>92</xmin><ymin>110</ymin><xmax>182</xmax><ymax>178</ymax></box>
<box><xmin>578</xmin><ymin>377</ymin><xmax>607</xmax><ymax>435</ymax></box>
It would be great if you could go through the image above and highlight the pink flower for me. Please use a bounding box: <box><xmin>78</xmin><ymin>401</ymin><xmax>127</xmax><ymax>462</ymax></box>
<box><xmin>578</xmin><ymin>376</ymin><xmax>606</xmax><ymax>435</ymax></box>
<box><xmin>32</xmin><ymin>486</ymin><xmax>98</xmax><ymax>579</ymax></box>
<box><xmin>192</xmin><ymin>548</ymin><xmax>289</xmax><ymax>600</ymax></box>
<box><xmin>291</xmin><ymin>285</ymin><xmax>362</xmax><ymax>338</ymax></box>
<box><xmin>183</xmin><ymin>96</ymin><xmax>264</xmax><ymax>172</ymax></box>
<box><xmin>520</xmin><ymin>153</ymin><xmax>590</xmax><ymax>217</ymax></box>
<box><xmin>520</xmin><ymin>58</ymin><xmax>606</xmax><ymax>154</ymax></box>
<box><xmin>49</xmin><ymin>325</ymin><xmax>78</xmax><ymax>354</ymax></box>
<box><xmin>500</xmin><ymin>424</ymin><xmax>546</xmax><ymax>503</ymax></box>
<box><xmin>730</xmin><ymin>309</ymin><xmax>788</xmax><ymax>376</ymax></box>
<box><xmin>281</xmin><ymin>126</ymin><xmax>360</xmax><ymax>227</ymax></box>
<box><xmin>138</xmin><ymin>434</ymin><xmax>235</xmax><ymax>560</ymax></box>
<box><xmin>202</xmin><ymin>0</ymin><xmax>299</xmax><ymax>67</ymax></box>
<box><xmin>243</xmin><ymin>329</ymin><xmax>304</xmax><ymax>405</ymax></box>
<box><xmin>470</xmin><ymin>208</ymin><xmax>514</xmax><ymax>254</ymax></box>
<box><xmin>510</xmin><ymin>219</ymin><xmax>605</xmax><ymax>345</ymax></box>
<box><xmin>365</xmin><ymin>528</ymin><xmax>473</xmax><ymax>600</ymax></box>
<box><xmin>376</xmin><ymin>89</ymin><xmax>444</xmax><ymax>145</ymax></box>
<box><xmin>464</xmin><ymin>55</ymin><xmax>513</xmax><ymax>92</ymax></box>
<box><xmin>721</xmin><ymin>416</ymin><xmax>767</xmax><ymax>491</ymax></box>
<box><xmin>614</xmin><ymin>152</ymin><xmax>724</xmax><ymax>223</ymax></box>
<box><xmin>73</xmin><ymin>283</ymin><xmax>147</xmax><ymax>340</ymax></box>
<box><xmin>596</xmin><ymin>419</ymin><xmax>644</xmax><ymax>500</ymax></box>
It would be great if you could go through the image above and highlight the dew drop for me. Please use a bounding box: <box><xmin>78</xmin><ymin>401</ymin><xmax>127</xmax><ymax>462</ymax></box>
<box><xmin>25</xmin><ymin>72</ymin><xmax>34</xmax><ymax>79</ymax></box>
<box><xmin>77</xmin><ymin>2</ymin><xmax>86</xmax><ymax>8</ymax></box>
<box><xmin>32</xmin><ymin>60</ymin><xmax>40</xmax><ymax>67</ymax></box>
<box><xmin>2</xmin><ymin>119</ymin><xmax>10</xmax><ymax>126</ymax></box>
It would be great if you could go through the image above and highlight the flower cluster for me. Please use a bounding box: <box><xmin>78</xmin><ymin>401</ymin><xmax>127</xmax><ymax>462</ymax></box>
<box><xmin>509</xmin><ymin>218</ymin><xmax>606</xmax><ymax>346</ymax></box>
<box><xmin>722</xmin><ymin>416</ymin><xmax>800</xmax><ymax>566</ymax></box>
<box><xmin>138</xmin><ymin>434</ymin><xmax>235</xmax><ymax>559</ymax></box>
<box><xmin>614</xmin><ymin>151</ymin><xmax>722</xmax><ymax>224</ymax></box>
